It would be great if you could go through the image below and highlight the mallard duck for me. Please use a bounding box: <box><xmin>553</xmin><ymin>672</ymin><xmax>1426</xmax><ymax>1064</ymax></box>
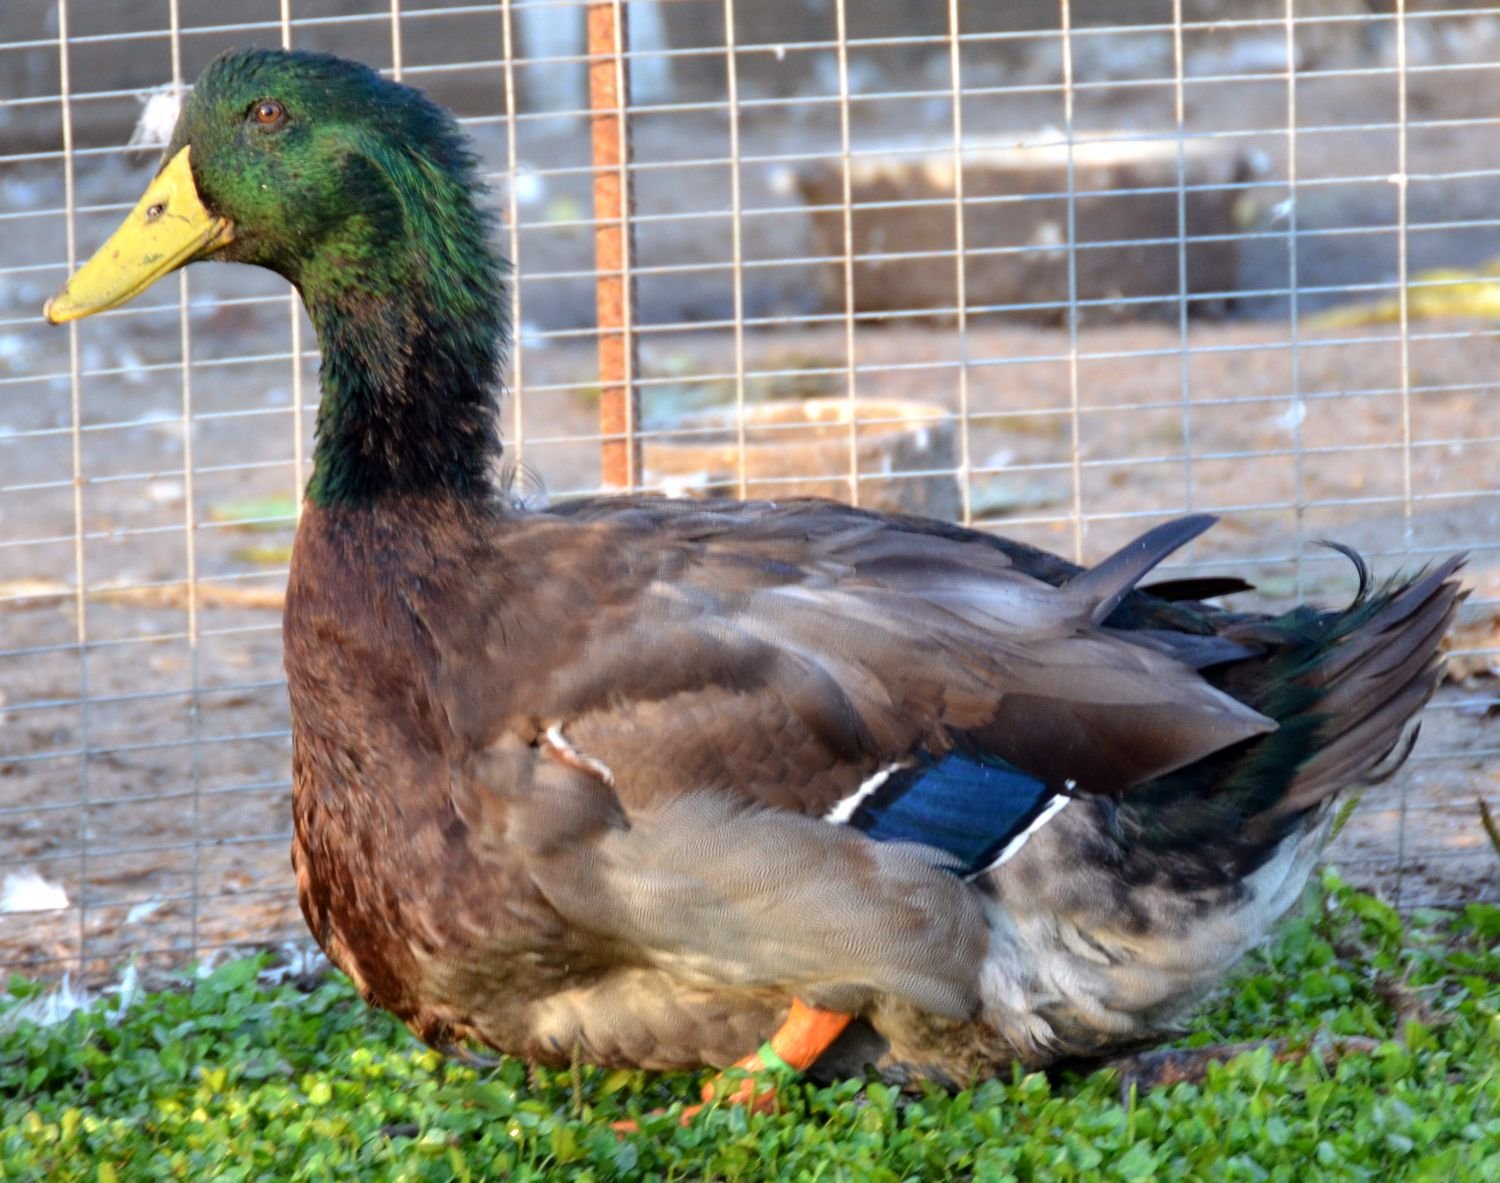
<box><xmin>47</xmin><ymin>49</ymin><xmax>1462</xmax><ymax>1119</ymax></box>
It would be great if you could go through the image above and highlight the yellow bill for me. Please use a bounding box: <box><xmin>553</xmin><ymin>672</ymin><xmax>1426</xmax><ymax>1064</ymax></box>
<box><xmin>44</xmin><ymin>146</ymin><xmax>234</xmax><ymax>325</ymax></box>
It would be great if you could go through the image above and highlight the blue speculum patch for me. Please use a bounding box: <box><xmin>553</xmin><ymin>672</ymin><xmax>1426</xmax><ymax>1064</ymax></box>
<box><xmin>841</xmin><ymin>751</ymin><xmax>1063</xmax><ymax>877</ymax></box>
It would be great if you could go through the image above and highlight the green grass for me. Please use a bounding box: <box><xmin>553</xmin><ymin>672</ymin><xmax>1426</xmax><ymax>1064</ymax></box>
<box><xmin>2</xmin><ymin>872</ymin><xmax>1497</xmax><ymax>1182</ymax></box>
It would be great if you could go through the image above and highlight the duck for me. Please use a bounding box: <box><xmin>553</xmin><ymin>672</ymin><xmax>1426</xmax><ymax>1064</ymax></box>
<box><xmin>46</xmin><ymin>47</ymin><xmax>1463</xmax><ymax>1120</ymax></box>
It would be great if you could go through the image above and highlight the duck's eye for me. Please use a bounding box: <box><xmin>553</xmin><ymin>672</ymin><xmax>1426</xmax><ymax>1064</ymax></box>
<box><xmin>252</xmin><ymin>99</ymin><xmax>286</xmax><ymax>128</ymax></box>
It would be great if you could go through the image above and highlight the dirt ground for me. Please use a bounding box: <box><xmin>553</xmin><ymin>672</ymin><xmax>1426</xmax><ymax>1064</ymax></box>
<box><xmin>3</xmin><ymin>43</ymin><xmax>1499</xmax><ymax>981</ymax></box>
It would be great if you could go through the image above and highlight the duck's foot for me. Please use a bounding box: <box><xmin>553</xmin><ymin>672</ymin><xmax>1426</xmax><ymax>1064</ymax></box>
<box><xmin>438</xmin><ymin>1041</ymin><xmax>501</xmax><ymax>1069</ymax></box>
<box><xmin>1108</xmin><ymin>1035</ymin><xmax>1382</xmax><ymax>1101</ymax></box>
<box><xmin>612</xmin><ymin>999</ymin><xmax>851</xmax><ymax>1133</ymax></box>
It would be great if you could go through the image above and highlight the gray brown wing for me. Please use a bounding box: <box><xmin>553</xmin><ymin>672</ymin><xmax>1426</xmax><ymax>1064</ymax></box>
<box><xmin>433</xmin><ymin>501</ymin><xmax>1272</xmax><ymax>817</ymax></box>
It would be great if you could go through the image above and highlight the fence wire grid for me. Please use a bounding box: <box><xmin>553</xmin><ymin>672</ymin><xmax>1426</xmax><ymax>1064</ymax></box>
<box><xmin>2</xmin><ymin>0</ymin><xmax>1498</xmax><ymax>982</ymax></box>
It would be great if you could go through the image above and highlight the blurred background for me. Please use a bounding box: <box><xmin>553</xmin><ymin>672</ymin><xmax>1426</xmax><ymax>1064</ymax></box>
<box><xmin>2</xmin><ymin>0</ymin><xmax>1498</xmax><ymax>982</ymax></box>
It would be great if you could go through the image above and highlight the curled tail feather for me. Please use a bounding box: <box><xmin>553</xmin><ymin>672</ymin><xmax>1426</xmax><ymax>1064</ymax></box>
<box><xmin>1114</xmin><ymin>550</ymin><xmax>1465</xmax><ymax>886</ymax></box>
<box><xmin>1277</xmin><ymin>554</ymin><xmax>1464</xmax><ymax>813</ymax></box>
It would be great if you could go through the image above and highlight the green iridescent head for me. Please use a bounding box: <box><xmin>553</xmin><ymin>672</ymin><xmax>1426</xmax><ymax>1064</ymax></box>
<box><xmin>48</xmin><ymin>48</ymin><xmax>508</xmax><ymax>506</ymax></box>
<box><xmin>50</xmin><ymin>47</ymin><xmax>501</xmax><ymax>314</ymax></box>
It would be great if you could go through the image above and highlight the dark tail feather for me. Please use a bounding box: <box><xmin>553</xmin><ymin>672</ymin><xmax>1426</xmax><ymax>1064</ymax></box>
<box><xmin>1276</xmin><ymin>555</ymin><xmax>1465</xmax><ymax>813</ymax></box>
<box><xmin>1113</xmin><ymin>550</ymin><xmax>1464</xmax><ymax>886</ymax></box>
<box><xmin>1140</xmin><ymin>575</ymin><xmax>1255</xmax><ymax>603</ymax></box>
<box><xmin>1069</xmin><ymin>515</ymin><xmax>1219</xmax><ymax>625</ymax></box>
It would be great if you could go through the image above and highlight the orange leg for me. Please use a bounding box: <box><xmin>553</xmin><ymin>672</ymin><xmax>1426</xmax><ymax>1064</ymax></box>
<box><xmin>612</xmin><ymin>999</ymin><xmax>851</xmax><ymax>1132</ymax></box>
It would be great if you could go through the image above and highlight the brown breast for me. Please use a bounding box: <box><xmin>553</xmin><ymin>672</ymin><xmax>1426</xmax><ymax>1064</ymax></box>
<box><xmin>282</xmin><ymin>498</ymin><xmax>573</xmax><ymax>1043</ymax></box>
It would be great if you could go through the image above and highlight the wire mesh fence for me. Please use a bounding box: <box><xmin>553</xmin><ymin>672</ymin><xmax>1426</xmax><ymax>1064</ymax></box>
<box><xmin>2</xmin><ymin>0</ymin><xmax>1498</xmax><ymax>983</ymax></box>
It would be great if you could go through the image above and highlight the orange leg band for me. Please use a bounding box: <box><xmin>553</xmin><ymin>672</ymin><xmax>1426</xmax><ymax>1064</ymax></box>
<box><xmin>687</xmin><ymin>999</ymin><xmax>851</xmax><ymax>1122</ymax></box>
<box><xmin>611</xmin><ymin>999</ymin><xmax>851</xmax><ymax>1133</ymax></box>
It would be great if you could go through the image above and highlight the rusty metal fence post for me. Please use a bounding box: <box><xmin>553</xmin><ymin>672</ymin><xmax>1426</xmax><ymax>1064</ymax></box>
<box><xmin>589</xmin><ymin>0</ymin><xmax>640</xmax><ymax>490</ymax></box>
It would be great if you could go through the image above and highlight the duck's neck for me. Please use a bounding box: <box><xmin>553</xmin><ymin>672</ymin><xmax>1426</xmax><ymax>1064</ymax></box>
<box><xmin>296</xmin><ymin>197</ymin><xmax>507</xmax><ymax>510</ymax></box>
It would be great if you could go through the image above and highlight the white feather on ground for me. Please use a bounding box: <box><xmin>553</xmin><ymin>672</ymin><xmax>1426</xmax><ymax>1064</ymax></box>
<box><xmin>129</xmin><ymin>84</ymin><xmax>186</xmax><ymax>151</ymax></box>
<box><xmin>1</xmin><ymin>870</ymin><xmax>69</xmax><ymax>913</ymax></box>
<box><xmin>0</xmin><ymin>973</ymin><xmax>93</xmax><ymax>1032</ymax></box>
<box><xmin>0</xmin><ymin>944</ymin><xmax>330</xmax><ymax>1032</ymax></box>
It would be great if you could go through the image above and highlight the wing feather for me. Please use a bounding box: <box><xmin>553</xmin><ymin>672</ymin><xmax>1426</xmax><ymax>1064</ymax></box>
<box><xmin>433</xmin><ymin>500</ymin><xmax>1273</xmax><ymax>817</ymax></box>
